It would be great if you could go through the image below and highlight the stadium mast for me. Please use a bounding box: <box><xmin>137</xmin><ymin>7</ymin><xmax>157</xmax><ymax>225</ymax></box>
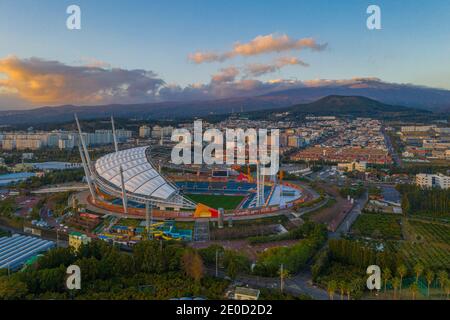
<box><xmin>77</xmin><ymin>143</ymin><xmax>96</xmax><ymax>203</ymax></box>
<box><xmin>119</xmin><ymin>165</ymin><xmax>128</xmax><ymax>215</ymax></box>
<box><xmin>111</xmin><ymin>116</ymin><xmax>119</xmax><ymax>153</ymax></box>
<box><xmin>74</xmin><ymin>114</ymin><xmax>97</xmax><ymax>203</ymax></box>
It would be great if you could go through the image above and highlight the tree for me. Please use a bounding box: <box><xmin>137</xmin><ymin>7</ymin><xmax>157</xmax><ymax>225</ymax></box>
<box><xmin>445</xmin><ymin>279</ymin><xmax>450</xmax><ymax>300</ymax></box>
<box><xmin>392</xmin><ymin>277</ymin><xmax>401</xmax><ymax>300</ymax></box>
<box><xmin>226</xmin><ymin>258</ymin><xmax>238</xmax><ymax>280</ymax></box>
<box><xmin>414</xmin><ymin>263</ymin><xmax>424</xmax><ymax>283</ymax></box>
<box><xmin>345</xmin><ymin>282</ymin><xmax>352</xmax><ymax>300</ymax></box>
<box><xmin>383</xmin><ymin>268</ymin><xmax>392</xmax><ymax>294</ymax></box>
<box><xmin>181</xmin><ymin>249</ymin><xmax>204</xmax><ymax>283</ymax></box>
<box><xmin>348</xmin><ymin>278</ymin><xmax>363</xmax><ymax>300</ymax></box>
<box><xmin>425</xmin><ymin>270</ymin><xmax>434</xmax><ymax>298</ymax></box>
<box><xmin>338</xmin><ymin>281</ymin><xmax>346</xmax><ymax>300</ymax></box>
<box><xmin>0</xmin><ymin>277</ymin><xmax>28</xmax><ymax>300</ymax></box>
<box><xmin>278</xmin><ymin>264</ymin><xmax>290</xmax><ymax>293</ymax></box>
<box><xmin>327</xmin><ymin>280</ymin><xmax>337</xmax><ymax>300</ymax></box>
<box><xmin>397</xmin><ymin>264</ymin><xmax>407</xmax><ymax>297</ymax></box>
<box><xmin>410</xmin><ymin>282</ymin><xmax>419</xmax><ymax>300</ymax></box>
<box><xmin>223</xmin><ymin>250</ymin><xmax>250</xmax><ymax>278</ymax></box>
<box><xmin>438</xmin><ymin>270</ymin><xmax>448</xmax><ymax>299</ymax></box>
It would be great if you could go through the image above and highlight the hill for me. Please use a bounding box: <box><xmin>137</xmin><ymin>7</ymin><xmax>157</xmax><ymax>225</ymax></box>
<box><xmin>248</xmin><ymin>95</ymin><xmax>431</xmax><ymax>120</ymax></box>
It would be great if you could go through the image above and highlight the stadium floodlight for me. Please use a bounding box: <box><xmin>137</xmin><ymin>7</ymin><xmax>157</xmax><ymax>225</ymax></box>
<box><xmin>111</xmin><ymin>115</ymin><xmax>119</xmax><ymax>153</ymax></box>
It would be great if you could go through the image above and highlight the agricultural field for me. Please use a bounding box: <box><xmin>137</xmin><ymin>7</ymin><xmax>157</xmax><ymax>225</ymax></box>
<box><xmin>390</xmin><ymin>242</ymin><xmax>450</xmax><ymax>271</ymax></box>
<box><xmin>408</xmin><ymin>220</ymin><xmax>450</xmax><ymax>243</ymax></box>
<box><xmin>186</xmin><ymin>194</ymin><xmax>245</xmax><ymax>210</ymax></box>
<box><xmin>351</xmin><ymin>213</ymin><xmax>402</xmax><ymax>240</ymax></box>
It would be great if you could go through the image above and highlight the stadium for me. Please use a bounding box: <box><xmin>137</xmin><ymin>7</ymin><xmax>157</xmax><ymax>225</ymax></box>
<box><xmin>76</xmin><ymin>117</ymin><xmax>306</xmax><ymax>221</ymax></box>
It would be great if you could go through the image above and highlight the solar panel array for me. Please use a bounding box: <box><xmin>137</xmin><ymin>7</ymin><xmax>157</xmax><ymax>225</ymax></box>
<box><xmin>95</xmin><ymin>146</ymin><xmax>177</xmax><ymax>200</ymax></box>
<box><xmin>0</xmin><ymin>234</ymin><xmax>55</xmax><ymax>271</ymax></box>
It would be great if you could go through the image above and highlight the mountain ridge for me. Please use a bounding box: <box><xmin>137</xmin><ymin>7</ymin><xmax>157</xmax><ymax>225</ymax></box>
<box><xmin>0</xmin><ymin>81</ymin><xmax>449</xmax><ymax>125</ymax></box>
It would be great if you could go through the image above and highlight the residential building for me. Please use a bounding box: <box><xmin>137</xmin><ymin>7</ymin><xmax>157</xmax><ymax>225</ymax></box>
<box><xmin>69</xmin><ymin>232</ymin><xmax>92</xmax><ymax>251</ymax></box>
<box><xmin>234</xmin><ymin>287</ymin><xmax>260</xmax><ymax>300</ymax></box>
<box><xmin>139</xmin><ymin>125</ymin><xmax>151</xmax><ymax>138</ymax></box>
<box><xmin>416</xmin><ymin>173</ymin><xmax>450</xmax><ymax>189</ymax></box>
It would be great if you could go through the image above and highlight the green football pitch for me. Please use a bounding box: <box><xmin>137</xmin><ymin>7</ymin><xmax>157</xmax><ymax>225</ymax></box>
<box><xmin>185</xmin><ymin>194</ymin><xmax>245</xmax><ymax>210</ymax></box>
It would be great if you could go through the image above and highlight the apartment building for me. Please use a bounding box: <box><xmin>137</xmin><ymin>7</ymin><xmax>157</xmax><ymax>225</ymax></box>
<box><xmin>416</xmin><ymin>173</ymin><xmax>450</xmax><ymax>189</ymax></box>
<box><xmin>139</xmin><ymin>125</ymin><xmax>151</xmax><ymax>138</ymax></box>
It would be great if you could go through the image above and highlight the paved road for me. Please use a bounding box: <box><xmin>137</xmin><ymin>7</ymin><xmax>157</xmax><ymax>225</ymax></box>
<box><xmin>383</xmin><ymin>128</ymin><xmax>402</xmax><ymax>167</ymax></box>
<box><xmin>329</xmin><ymin>192</ymin><xmax>368</xmax><ymax>239</ymax></box>
<box><xmin>206</xmin><ymin>267</ymin><xmax>334</xmax><ymax>300</ymax></box>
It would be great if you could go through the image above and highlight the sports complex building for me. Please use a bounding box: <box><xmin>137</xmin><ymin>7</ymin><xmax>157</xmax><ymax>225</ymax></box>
<box><xmin>76</xmin><ymin>117</ymin><xmax>307</xmax><ymax>221</ymax></box>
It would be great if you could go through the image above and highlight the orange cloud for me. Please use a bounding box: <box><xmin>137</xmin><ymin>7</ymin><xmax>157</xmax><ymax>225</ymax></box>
<box><xmin>245</xmin><ymin>56</ymin><xmax>309</xmax><ymax>77</ymax></box>
<box><xmin>0</xmin><ymin>56</ymin><xmax>165</xmax><ymax>106</ymax></box>
<box><xmin>234</xmin><ymin>35</ymin><xmax>325</xmax><ymax>56</ymax></box>
<box><xmin>211</xmin><ymin>67</ymin><xmax>240</xmax><ymax>83</ymax></box>
<box><xmin>189</xmin><ymin>33</ymin><xmax>327</xmax><ymax>63</ymax></box>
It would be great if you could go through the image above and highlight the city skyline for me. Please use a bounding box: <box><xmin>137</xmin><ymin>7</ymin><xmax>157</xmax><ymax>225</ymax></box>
<box><xmin>0</xmin><ymin>0</ymin><xmax>450</xmax><ymax>109</ymax></box>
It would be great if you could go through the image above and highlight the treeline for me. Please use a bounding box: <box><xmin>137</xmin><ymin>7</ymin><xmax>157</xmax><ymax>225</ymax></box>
<box><xmin>248</xmin><ymin>221</ymin><xmax>327</xmax><ymax>245</ymax></box>
<box><xmin>313</xmin><ymin>239</ymin><xmax>450</xmax><ymax>299</ymax></box>
<box><xmin>252</xmin><ymin>223</ymin><xmax>327</xmax><ymax>277</ymax></box>
<box><xmin>198</xmin><ymin>245</ymin><xmax>251</xmax><ymax>279</ymax></box>
<box><xmin>311</xmin><ymin>239</ymin><xmax>401</xmax><ymax>299</ymax></box>
<box><xmin>390</xmin><ymin>165</ymin><xmax>449</xmax><ymax>175</ymax></box>
<box><xmin>339</xmin><ymin>185</ymin><xmax>365</xmax><ymax>199</ymax></box>
<box><xmin>16</xmin><ymin>168</ymin><xmax>85</xmax><ymax>190</ymax></box>
<box><xmin>0</xmin><ymin>240</ymin><xmax>229</xmax><ymax>300</ymax></box>
<box><xmin>328</xmin><ymin>239</ymin><xmax>399</xmax><ymax>271</ymax></box>
<box><xmin>397</xmin><ymin>184</ymin><xmax>450</xmax><ymax>217</ymax></box>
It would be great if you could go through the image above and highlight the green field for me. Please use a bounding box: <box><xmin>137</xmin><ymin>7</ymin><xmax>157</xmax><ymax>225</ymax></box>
<box><xmin>409</xmin><ymin>220</ymin><xmax>450</xmax><ymax>243</ymax></box>
<box><xmin>389</xmin><ymin>242</ymin><xmax>450</xmax><ymax>270</ymax></box>
<box><xmin>385</xmin><ymin>219</ymin><xmax>450</xmax><ymax>271</ymax></box>
<box><xmin>351</xmin><ymin>213</ymin><xmax>402</xmax><ymax>240</ymax></box>
<box><xmin>186</xmin><ymin>194</ymin><xmax>245</xmax><ymax>210</ymax></box>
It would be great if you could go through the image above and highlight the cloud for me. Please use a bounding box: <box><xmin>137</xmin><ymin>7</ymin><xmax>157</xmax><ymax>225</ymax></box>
<box><xmin>188</xmin><ymin>52</ymin><xmax>226</xmax><ymax>64</ymax></box>
<box><xmin>211</xmin><ymin>67</ymin><xmax>240</xmax><ymax>83</ymax></box>
<box><xmin>159</xmin><ymin>78</ymin><xmax>304</xmax><ymax>101</ymax></box>
<box><xmin>159</xmin><ymin>77</ymin><xmax>401</xmax><ymax>102</ymax></box>
<box><xmin>0</xmin><ymin>56</ymin><xmax>165</xmax><ymax>106</ymax></box>
<box><xmin>0</xmin><ymin>56</ymin><xmax>423</xmax><ymax>111</ymax></box>
<box><xmin>189</xmin><ymin>33</ymin><xmax>327</xmax><ymax>64</ymax></box>
<box><xmin>245</xmin><ymin>57</ymin><xmax>309</xmax><ymax>77</ymax></box>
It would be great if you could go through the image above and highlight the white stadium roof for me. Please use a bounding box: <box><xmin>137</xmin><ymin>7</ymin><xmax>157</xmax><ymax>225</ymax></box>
<box><xmin>95</xmin><ymin>146</ymin><xmax>177</xmax><ymax>200</ymax></box>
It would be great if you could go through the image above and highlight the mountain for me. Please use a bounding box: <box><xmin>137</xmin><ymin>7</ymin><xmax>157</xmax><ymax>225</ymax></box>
<box><xmin>0</xmin><ymin>98</ymin><xmax>286</xmax><ymax>125</ymax></box>
<box><xmin>259</xmin><ymin>81</ymin><xmax>450</xmax><ymax>112</ymax></box>
<box><xmin>0</xmin><ymin>80</ymin><xmax>448</xmax><ymax>125</ymax></box>
<box><xmin>248</xmin><ymin>95</ymin><xmax>431</xmax><ymax>120</ymax></box>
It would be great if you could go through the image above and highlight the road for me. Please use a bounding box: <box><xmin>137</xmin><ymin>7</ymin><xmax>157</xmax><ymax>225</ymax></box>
<box><xmin>206</xmin><ymin>267</ymin><xmax>335</xmax><ymax>300</ymax></box>
<box><xmin>383</xmin><ymin>128</ymin><xmax>402</xmax><ymax>167</ymax></box>
<box><xmin>329</xmin><ymin>191</ymin><xmax>368</xmax><ymax>239</ymax></box>
<box><xmin>32</xmin><ymin>184</ymin><xmax>89</xmax><ymax>194</ymax></box>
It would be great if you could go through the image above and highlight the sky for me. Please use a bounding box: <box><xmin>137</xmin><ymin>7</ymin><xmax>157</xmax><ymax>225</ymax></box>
<box><xmin>0</xmin><ymin>0</ymin><xmax>449</xmax><ymax>109</ymax></box>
